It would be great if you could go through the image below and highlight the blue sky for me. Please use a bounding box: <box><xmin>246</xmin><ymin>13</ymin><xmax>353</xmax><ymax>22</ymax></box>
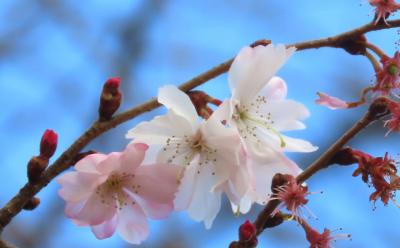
<box><xmin>0</xmin><ymin>1</ymin><xmax>399</xmax><ymax>247</ymax></box>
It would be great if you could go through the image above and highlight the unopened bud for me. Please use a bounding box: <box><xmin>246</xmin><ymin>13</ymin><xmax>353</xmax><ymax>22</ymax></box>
<box><xmin>368</xmin><ymin>97</ymin><xmax>390</xmax><ymax>120</ymax></box>
<box><xmin>23</xmin><ymin>197</ymin><xmax>40</xmax><ymax>211</ymax></box>
<box><xmin>238</xmin><ymin>220</ymin><xmax>258</xmax><ymax>247</ymax></box>
<box><xmin>99</xmin><ymin>77</ymin><xmax>122</xmax><ymax>121</ymax></box>
<box><xmin>27</xmin><ymin>156</ymin><xmax>48</xmax><ymax>183</ymax></box>
<box><xmin>271</xmin><ymin>173</ymin><xmax>291</xmax><ymax>194</ymax></box>
<box><xmin>40</xmin><ymin>129</ymin><xmax>58</xmax><ymax>159</ymax></box>
<box><xmin>329</xmin><ymin>147</ymin><xmax>358</xmax><ymax>166</ymax></box>
<box><xmin>335</xmin><ymin>34</ymin><xmax>367</xmax><ymax>55</ymax></box>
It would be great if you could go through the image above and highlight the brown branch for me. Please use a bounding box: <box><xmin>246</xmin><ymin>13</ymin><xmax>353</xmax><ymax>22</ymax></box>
<box><xmin>0</xmin><ymin>19</ymin><xmax>399</xmax><ymax>237</ymax></box>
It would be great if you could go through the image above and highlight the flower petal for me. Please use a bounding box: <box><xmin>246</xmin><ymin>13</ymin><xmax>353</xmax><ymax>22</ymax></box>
<box><xmin>186</xmin><ymin>163</ymin><xmax>221</xmax><ymax>229</ymax></box>
<box><xmin>315</xmin><ymin>92</ymin><xmax>348</xmax><ymax>110</ymax></box>
<box><xmin>119</xmin><ymin>143</ymin><xmax>148</xmax><ymax>174</ymax></box>
<box><xmin>259</xmin><ymin>76</ymin><xmax>288</xmax><ymax>101</ymax></box>
<box><xmin>129</xmin><ymin>164</ymin><xmax>180</xmax><ymax>203</ymax></box>
<box><xmin>229</xmin><ymin>44</ymin><xmax>295</xmax><ymax>105</ymax></box>
<box><xmin>252</xmin><ymin>99</ymin><xmax>310</xmax><ymax>131</ymax></box>
<box><xmin>75</xmin><ymin>153</ymin><xmax>107</xmax><ymax>174</ymax></box>
<box><xmin>91</xmin><ymin>214</ymin><xmax>118</xmax><ymax>240</ymax></box>
<box><xmin>57</xmin><ymin>171</ymin><xmax>106</xmax><ymax>202</ymax></box>
<box><xmin>158</xmin><ymin>85</ymin><xmax>198</xmax><ymax>127</ymax></box>
<box><xmin>126</xmin><ymin>110</ymin><xmax>195</xmax><ymax>144</ymax></box>
<box><xmin>117</xmin><ymin>204</ymin><xmax>149</xmax><ymax>244</ymax></box>
<box><xmin>67</xmin><ymin>192</ymin><xmax>117</xmax><ymax>226</ymax></box>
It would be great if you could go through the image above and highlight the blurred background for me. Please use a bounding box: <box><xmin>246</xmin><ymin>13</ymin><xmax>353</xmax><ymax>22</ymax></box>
<box><xmin>0</xmin><ymin>0</ymin><xmax>399</xmax><ymax>247</ymax></box>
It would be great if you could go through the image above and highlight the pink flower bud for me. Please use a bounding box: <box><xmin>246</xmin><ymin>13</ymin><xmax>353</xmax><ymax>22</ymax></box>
<box><xmin>315</xmin><ymin>92</ymin><xmax>348</xmax><ymax>110</ymax></box>
<box><xmin>40</xmin><ymin>129</ymin><xmax>58</xmax><ymax>159</ymax></box>
<box><xmin>99</xmin><ymin>77</ymin><xmax>122</xmax><ymax>121</ymax></box>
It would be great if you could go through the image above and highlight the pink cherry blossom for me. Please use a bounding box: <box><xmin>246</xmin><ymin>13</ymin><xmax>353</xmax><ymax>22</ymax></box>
<box><xmin>369</xmin><ymin>0</ymin><xmax>400</xmax><ymax>25</ymax></box>
<box><xmin>375</xmin><ymin>52</ymin><xmax>400</xmax><ymax>94</ymax></box>
<box><xmin>57</xmin><ymin>143</ymin><xmax>179</xmax><ymax>244</ymax></box>
<box><xmin>315</xmin><ymin>92</ymin><xmax>348</xmax><ymax>110</ymax></box>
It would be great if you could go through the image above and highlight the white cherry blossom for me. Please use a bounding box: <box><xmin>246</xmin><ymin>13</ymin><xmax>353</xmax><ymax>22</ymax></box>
<box><xmin>216</xmin><ymin>44</ymin><xmax>317</xmax><ymax>158</ymax></box>
<box><xmin>126</xmin><ymin>85</ymin><xmax>250</xmax><ymax>228</ymax></box>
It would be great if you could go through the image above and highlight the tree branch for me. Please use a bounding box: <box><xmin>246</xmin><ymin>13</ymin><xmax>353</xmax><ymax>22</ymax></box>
<box><xmin>0</xmin><ymin>19</ymin><xmax>399</xmax><ymax>236</ymax></box>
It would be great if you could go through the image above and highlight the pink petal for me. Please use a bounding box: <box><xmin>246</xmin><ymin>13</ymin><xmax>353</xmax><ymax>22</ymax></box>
<box><xmin>118</xmin><ymin>143</ymin><xmax>148</xmax><ymax>174</ymax></box>
<box><xmin>75</xmin><ymin>153</ymin><xmax>107</xmax><ymax>173</ymax></box>
<box><xmin>67</xmin><ymin>193</ymin><xmax>117</xmax><ymax>226</ymax></box>
<box><xmin>315</xmin><ymin>92</ymin><xmax>348</xmax><ymax>110</ymax></box>
<box><xmin>96</xmin><ymin>152</ymin><xmax>122</xmax><ymax>175</ymax></box>
<box><xmin>126</xmin><ymin>189</ymin><xmax>173</xmax><ymax>219</ymax></box>
<box><xmin>57</xmin><ymin>172</ymin><xmax>106</xmax><ymax>202</ymax></box>
<box><xmin>91</xmin><ymin>215</ymin><xmax>118</xmax><ymax>240</ymax></box>
<box><xmin>117</xmin><ymin>204</ymin><xmax>149</xmax><ymax>244</ymax></box>
<box><xmin>130</xmin><ymin>164</ymin><xmax>180</xmax><ymax>204</ymax></box>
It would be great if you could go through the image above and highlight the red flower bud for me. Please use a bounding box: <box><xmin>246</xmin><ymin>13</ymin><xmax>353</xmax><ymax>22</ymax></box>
<box><xmin>99</xmin><ymin>77</ymin><xmax>122</xmax><ymax>121</ymax></box>
<box><xmin>238</xmin><ymin>220</ymin><xmax>257</xmax><ymax>247</ymax></box>
<box><xmin>23</xmin><ymin>197</ymin><xmax>40</xmax><ymax>211</ymax></box>
<box><xmin>27</xmin><ymin>156</ymin><xmax>48</xmax><ymax>183</ymax></box>
<box><xmin>40</xmin><ymin>129</ymin><xmax>58</xmax><ymax>159</ymax></box>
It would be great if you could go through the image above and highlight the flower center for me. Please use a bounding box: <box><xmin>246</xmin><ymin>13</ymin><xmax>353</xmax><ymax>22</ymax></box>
<box><xmin>388</xmin><ymin>64</ymin><xmax>399</xmax><ymax>76</ymax></box>
<box><xmin>95</xmin><ymin>173</ymin><xmax>138</xmax><ymax>210</ymax></box>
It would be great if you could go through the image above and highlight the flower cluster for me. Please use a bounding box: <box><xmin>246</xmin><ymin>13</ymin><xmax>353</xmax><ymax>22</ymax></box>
<box><xmin>58</xmin><ymin>44</ymin><xmax>317</xmax><ymax>244</ymax></box>
<box><xmin>369</xmin><ymin>0</ymin><xmax>400</xmax><ymax>25</ymax></box>
<box><xmin>350</xmin><ymin>149</ymin><xmax>400</xmax><ymax>206</ymax></box>
<box><xmin>375</xmin><ymin>52</ymin><xmax>400</xmax><ymax>94</ymax></box>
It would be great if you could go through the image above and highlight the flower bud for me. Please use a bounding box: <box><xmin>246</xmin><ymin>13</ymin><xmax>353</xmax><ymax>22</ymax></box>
<box><xmin>99</xmin><ymin>77</ymin><xmax>122</xmax><ymax>121</ymax></box>
<box><xmin>40</xmin><ymin>129</ymin><xmax>58</xmax><ymax>159</ymax></box>
<box><xmin>329</xmin><ymin>147</ymin><xmax>358</xmax><ymax>166</ymax></box>
<box><xmin>335</xmin><ymin>34</ymin><xmax>367</xmax><ymax>55</ymax></box>
<box><xmin>238</xmin><ymin>220</ymin><xmax>258</xmax><ymax>247</ymax></box>
<box><xmin>27</xmin><ymin>156</ymin><xmax>48</xmax><ymax>183</ymax></box>
<box><xmin>368</xmin><ymin>97</ymin><xmax>390</xmax><ymax>120</ymax></box>
<box><xmin>23</xmin><ymin>197</ymin><xmax>40</xmax><ymax>211</ymax></box>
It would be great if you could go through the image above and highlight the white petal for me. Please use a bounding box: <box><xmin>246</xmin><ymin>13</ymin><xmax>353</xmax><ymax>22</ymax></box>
<box><xmin>250</xmin><ymin>99</ymin><xmax>310</xmax><ymax>132</ymax></box>
<box><xmin>258</xmin><ymin>76</ymin><xmax>288</xmax><ymax>101</ymax></box>
<box><xmin>229</xmin><ymin>44</ymin><xmax>295</xmax><ymax>105</ymax></box>
<box><xmin>186</xmin><ymin>163</ymin><xmax>221</xmax><ymax>229</ymax></box>
<box><xmin>126</xmin><ymin>110</ymin><xmax>195</xmax><ymax>144</ymax></box>
<box><xmin>158</xmin><ymin>85</ymin><xmax>198</xmax><ymax>127</ymax></box>
<box><xmin>173</xmin><ymin>162</ymin><xmax>198</xmax><ymax>211</ymax></box>
<box><xmin>250</xmin><ymin>152</ymin><xmax>302</xmax><ymax>205</ymax></box>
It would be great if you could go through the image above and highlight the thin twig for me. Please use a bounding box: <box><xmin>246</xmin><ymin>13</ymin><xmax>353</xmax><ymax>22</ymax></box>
<box><xmin>1</xmin><ymin>19</ymin><xmax>400</xmax><ymax>236</ymax></box>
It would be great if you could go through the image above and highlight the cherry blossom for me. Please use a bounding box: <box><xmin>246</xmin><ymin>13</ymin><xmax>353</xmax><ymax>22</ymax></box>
<box><xmin>375</xmin><ymin>52</ymin><xmax>400</xmax><ymax>94</ymax></box>
<box><xmin>57</xmin><ymin>143</ymin><xmax>179</xmax><ymax>244</ymax></box>
<box><xmin>270</xmin><ymin>174</ymin><xmax>313</xmax><ymax>220</ymax></box>
<box><xmin>301</xmin><ymin>220</ymin><xmax>351</xmax><ymax>248</ymax></box>
<box><xmin>126</xmin><ymin>85</ymin><xmax>250</xmax><ymax>228</ymax></box>
<box><xmin>215</xmin><ymin>44</ymin><xmax>317</xmax><ymax>158</ymax></box>
<box><xmin>385</xmin><ymin>98</ymin><xmax>400</xmax><ymax>134</ymax></box>
<box><xmin>369</xmin><ymin>0</ymin><xmax>400</xmax><ymax>25</ymax></box>
<box><xmin>315</xmin><ymin>92</ymin><xmax>348</xmax><ymax>110</ymax></box>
